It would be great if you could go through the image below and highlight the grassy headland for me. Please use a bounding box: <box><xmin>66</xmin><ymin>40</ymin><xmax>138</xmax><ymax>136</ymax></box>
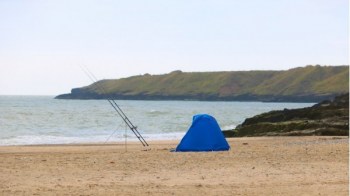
<box><xmin>56</xmin><ymin>65</ymin><xmax>349</xmax><ymax>102</ymax></box>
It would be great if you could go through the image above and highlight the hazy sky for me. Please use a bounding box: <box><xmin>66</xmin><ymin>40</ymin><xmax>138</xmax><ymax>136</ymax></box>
<box><xmin>0</xmin><ymin>0</ymin><xmax>348</xmax><ymax>95</ymax></box>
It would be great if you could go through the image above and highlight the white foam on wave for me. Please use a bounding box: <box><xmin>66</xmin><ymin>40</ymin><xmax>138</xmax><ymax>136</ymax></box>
<box><xmin>221</xmin><ymin>124</ymin><xmax>237</xmax><ymax>130</ymax></box>
<box><xmin>0</xmin><ymin>132</ymin><xmax>185</xmax><ymax>146</ymax></box>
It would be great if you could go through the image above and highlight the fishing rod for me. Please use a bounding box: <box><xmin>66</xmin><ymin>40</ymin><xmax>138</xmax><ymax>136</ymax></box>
<box><xmin>82</xmin><ymin>66</ymin><xmax>149</xmax><ymax>147</ymax></box>
<box><xmin>80</xmin><ymin>65</ymin><xmax>149</xmax><ymax>147</ymax></box>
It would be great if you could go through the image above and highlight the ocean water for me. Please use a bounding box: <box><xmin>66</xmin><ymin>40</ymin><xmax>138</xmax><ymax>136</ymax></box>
<box><xmin>0</xmin><ymin>96</ymin><xmax>313</xmax><ymax>146</ymax></box>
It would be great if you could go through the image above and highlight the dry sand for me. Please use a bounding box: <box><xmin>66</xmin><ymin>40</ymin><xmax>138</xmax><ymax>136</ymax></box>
<box><xmin>0</xmin><ymin>136</ymin><xmax>348</xmax><ymax>195</ymax></box>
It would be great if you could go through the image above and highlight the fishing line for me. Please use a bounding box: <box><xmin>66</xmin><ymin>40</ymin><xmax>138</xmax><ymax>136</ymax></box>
<box><xmin>104</xmin><ymin>123</ymin><xmax>123</xmax><ymax>144</ymax></box>
<box><xmin>79</xmin><ymin>64</ymin><xmax>149</xmax><ymax>147</ymax></box>
<box><xmin>83</xmin><ymin>66</ymin><xmax>148</xmax><ymax>146</ymax></box>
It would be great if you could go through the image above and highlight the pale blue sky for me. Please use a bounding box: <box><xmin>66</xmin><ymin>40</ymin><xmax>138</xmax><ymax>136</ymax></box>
<box><xmin>0</xmin><ymin>0</ymin><xmax>348</xmax><ymax>95</ymax></box>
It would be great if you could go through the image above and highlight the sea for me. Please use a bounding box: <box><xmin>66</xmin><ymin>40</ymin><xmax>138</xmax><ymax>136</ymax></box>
<box><xmin>0</xmin><ymin>96</ymin><xmax>314</xmax><ymax>146</ymax></box>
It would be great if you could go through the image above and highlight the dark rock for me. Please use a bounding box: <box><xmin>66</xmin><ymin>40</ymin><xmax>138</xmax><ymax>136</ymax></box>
<box><xmin>222</xmin><ymin>130</ymin><xmax>237</xmax><ymax>137</ymax></box>
<box><xmin>225</xmin><ymin>94</ymin><xmax>349</xmax><ymax>137</ymax></box>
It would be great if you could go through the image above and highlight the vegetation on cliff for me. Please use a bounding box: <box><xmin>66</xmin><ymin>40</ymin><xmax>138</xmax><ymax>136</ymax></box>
<box><xmin>223</xmin><ymin>93</ymin><xmax>349</xmax><ymax>137</ymax></box>
<box><xmin>56</xmin><ymin>65</ymin><xmax>349</xmax><ymax>102</ymax></box>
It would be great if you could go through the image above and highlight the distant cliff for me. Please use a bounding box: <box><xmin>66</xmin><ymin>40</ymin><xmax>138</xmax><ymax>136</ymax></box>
<box><xmin>223</xmin><ymin>93</ymin><xmax>349</xmax><ymax>137</ymax></box>
<box><xmin>56</xmin><ymin>65</ymin><xmax>349</xmax><ymax>102</ymax></box>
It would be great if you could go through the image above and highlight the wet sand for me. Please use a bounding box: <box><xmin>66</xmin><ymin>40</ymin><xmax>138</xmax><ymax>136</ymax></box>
<box><xmin>0</xmin><ymin>136</ymin><xmax>348</xmax><ymax>195</ymax></box>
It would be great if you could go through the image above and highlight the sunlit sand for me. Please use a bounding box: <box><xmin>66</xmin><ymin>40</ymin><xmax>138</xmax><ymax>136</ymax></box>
<box><xmin>0</xmin><ymin>136</ymin><xmax>348</xmax><ymax>195</ymax></box>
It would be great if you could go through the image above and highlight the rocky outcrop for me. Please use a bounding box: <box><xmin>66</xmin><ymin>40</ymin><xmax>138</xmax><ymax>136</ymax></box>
<box><xmin>223</xmin><ymin>94</ymin><xmax>349</xmax><ymax>137</ymax></box>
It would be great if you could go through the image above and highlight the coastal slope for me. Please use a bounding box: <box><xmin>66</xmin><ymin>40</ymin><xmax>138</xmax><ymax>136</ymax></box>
<box><xmin>56</xmin><ymin>65</ymin><xmax>349</xmax><ymax>102</ymax></box>
<box><xmin>225</xmin><ymin>93</ymin><xmax>349</xmax><ymax>137</ymax></box>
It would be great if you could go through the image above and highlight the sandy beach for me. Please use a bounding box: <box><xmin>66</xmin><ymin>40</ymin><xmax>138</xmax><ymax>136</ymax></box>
<box><xmin>0</xmin><ymin>136</ymin><xmax>348</xmax><ymax>195</ymax></box>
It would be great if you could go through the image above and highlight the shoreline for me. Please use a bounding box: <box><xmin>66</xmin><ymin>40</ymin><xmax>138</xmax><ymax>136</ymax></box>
<box><xmin>0</xmin><ymin>138</ymin><xmax>181</xmax><ymax>148</ymax></box>
<box><xmin>1</xmin><ymin>136</ymin><xmax>348</xmax><ymax>195</ymax></box>
<box><xmin>1</xmin><ymin>135</ymin><xmax>345</xmax><ymax>146</ymax></box>
<box><xmin>1</xmin><ymin>135</ymin><xmax>344</xmax><ymax>148</ymax></box>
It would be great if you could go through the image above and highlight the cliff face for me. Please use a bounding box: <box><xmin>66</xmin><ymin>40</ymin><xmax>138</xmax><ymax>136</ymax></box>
<box><xmin>55</xmin><ymin>65</ymin><xmax>349</xmax><ymax>102</ymax></box>
<box><xmin>223</xmin><ymin>93</ymin><xmax>349</xmax><ymax>137</ymax></box>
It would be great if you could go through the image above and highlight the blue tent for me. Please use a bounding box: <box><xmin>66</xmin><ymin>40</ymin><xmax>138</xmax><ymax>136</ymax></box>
<box><xmin>176</xmin><ymin>114</ymin><xmax>230</xmax><ymax>152</ymax></box>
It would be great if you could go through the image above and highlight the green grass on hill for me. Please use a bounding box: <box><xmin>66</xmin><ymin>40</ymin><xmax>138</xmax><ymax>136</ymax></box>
<box><xmin>60</xmin><ymin>65</ymin><xmax>349</xmax><ymax>102</ymax></box>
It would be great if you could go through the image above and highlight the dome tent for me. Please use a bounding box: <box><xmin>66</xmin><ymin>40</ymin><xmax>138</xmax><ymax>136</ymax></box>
<box><xmin>176</xmin><ymin>114</ymin><xmax>230</xmax><ymax>152</ymax></box>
